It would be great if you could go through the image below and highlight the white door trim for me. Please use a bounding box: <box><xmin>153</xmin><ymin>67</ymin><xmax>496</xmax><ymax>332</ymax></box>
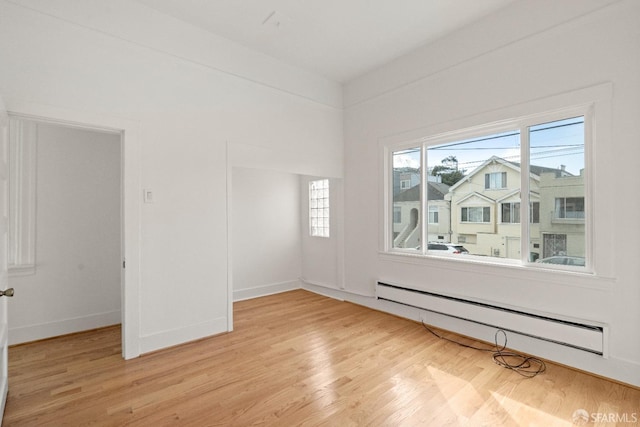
<box><xmin>7</xmin><ymin>102</ymin><xmax>142</xmax><ymax>359</ymax></box>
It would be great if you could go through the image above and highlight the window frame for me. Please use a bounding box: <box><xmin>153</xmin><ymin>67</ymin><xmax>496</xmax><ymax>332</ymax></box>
<box><xmin>382</xmin><ymin>105</ymin><xmax>593</xmax><ymax>273</ymax></box>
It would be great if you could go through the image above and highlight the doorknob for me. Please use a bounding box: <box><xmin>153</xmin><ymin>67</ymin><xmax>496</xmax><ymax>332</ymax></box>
<box><xmin>0</xmin><ymin>288</ymin><xmax>14</xmax><ymax>297</ymax></box>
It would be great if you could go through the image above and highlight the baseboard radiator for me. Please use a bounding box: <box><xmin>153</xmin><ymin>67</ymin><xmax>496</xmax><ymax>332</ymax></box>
<box><xmin>376</xmin><ymin>281</ymin><xmax>605</xmax><ymax>356</ymax></box>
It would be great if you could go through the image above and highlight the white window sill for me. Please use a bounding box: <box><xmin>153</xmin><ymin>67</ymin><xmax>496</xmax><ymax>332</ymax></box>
<box><xmin>379</xmin><ymin>250</ymin><xmax>613</xmax><ymax>290</ymax></box>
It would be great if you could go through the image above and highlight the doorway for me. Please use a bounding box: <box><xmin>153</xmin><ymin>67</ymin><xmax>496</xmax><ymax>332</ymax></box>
<box><xmin>4</xmin><ymin>109</ymin><xmax>140</xmax><ymax>359</ymax></box>
<box><xmin>8</xmin><ymin>118</ymin><xmax>122</xmax><ymax>345</ymax></box>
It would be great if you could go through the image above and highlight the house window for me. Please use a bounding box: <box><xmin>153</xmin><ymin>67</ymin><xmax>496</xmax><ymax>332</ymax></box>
<box><xmin>530</xmin><ymin>202</ymin><xmax>540</xmax><ymax>223</ymax></box>
<box><xmin>309</xmin><ymin>179</ymin><xmax>329</xmax><ymax>237</ymax></box>
<box><xmin>501</xmin><ymin>202</ymin><xmax>520</xmax><ymax>223</ymax></box>
<box><xmin>485</xmin><ymin>172</ymin><xmax>507</xmax><ymax>189</ymax></box>
<box><xmin>555</xmin><ymin>197</ymin><xmax>585</xmax><ymax>219</ymax></box>
<box><xmin>501</xmin><ymin>202</ymin><xmax>540</xmax><ymax>223</ymax></box>
<box><xmin>428</xmin><ymin>205</ymin><xmax>438</xmax><ymax>224</ymax></box>
<box><xmin>393</xmin><ymin>206</ymin><xmax>402</xmax><ymax>223</ymax></box>
<box><xmin>385</xmin><ymin>108</ymin><xmax>589</xmax><ymax>271</ymax></box>
<box><xmin>461</xmin><ymin>206</ymin><xmax>490</xmax><ymax>223</ymax></box>
<box><xmin>400</xmin><ymin>179</ymin><xmax>411</xmax><ymax>190</ymax></box>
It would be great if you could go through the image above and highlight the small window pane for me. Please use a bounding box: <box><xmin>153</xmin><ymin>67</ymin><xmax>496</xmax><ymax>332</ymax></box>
<box><xmin>392</xmin><ymin>148</ymin><xmax>421</xmax><ymax>249</ymax></box>
<box><xmin>428</xmin><ymin>129</ymin><xmax>519</xmax><ymax>260</ymax></box>
<box><xmin>529</xmin><ymin>117</ymin><xmax>585</xmax><ymax>266</ymax></box>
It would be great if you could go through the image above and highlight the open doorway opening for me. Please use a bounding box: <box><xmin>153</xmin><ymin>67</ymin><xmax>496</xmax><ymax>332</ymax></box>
<box><xmin>7</xmin><ymin>117</ymin><xmax>123</xmax><ymax>349</ymax></box>
<box><xmin>228</xmin><ymin>167</ymin><xmax>343</xmax><ymax>312</ymax></box>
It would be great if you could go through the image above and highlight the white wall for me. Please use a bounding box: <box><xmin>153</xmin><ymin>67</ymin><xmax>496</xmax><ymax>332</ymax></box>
<box><xmin>232</xmin><ymin>167</ymin><xmax>301</xmax><ymax>301</ymax></box>
<box><xmin>338</xmin><ymin>0</ymin><xmax>640</xmax><ymax>386</ymax></box>
<box><xmin>0</xmin><ymin>0</ymin><xmax>343</xmax><ymax>354</ymax></box>
<box><xmin>8</xmin><ymin>122</ymin><xmax>121</xmax><ymax>344</ymax></box>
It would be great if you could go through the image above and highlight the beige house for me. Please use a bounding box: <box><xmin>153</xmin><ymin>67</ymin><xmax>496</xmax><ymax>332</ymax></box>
<box><xmin>446</xmin><ymin>156</ymin><xmax>582</xmax><ymax>261</ymax></box>
<box><xmin>538</xmin><ymin>169</ymin><xmax>586</xmax><ymax>260</ymax></box>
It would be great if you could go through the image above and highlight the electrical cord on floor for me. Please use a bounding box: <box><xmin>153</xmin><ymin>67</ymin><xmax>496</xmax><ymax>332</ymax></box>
<box><xmin>421</xmin><ymin>321</ymin><xmax>546</xmax><ymax>378</ymax></box>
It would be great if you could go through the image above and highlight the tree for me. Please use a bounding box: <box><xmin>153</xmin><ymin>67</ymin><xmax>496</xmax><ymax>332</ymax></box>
<box><xmin>431</xmin><ymin>155</ymin><xmax>465</xmax><ymax>186</ymax></box>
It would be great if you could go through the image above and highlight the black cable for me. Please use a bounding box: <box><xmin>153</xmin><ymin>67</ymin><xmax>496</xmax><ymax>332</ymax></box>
<box><xmin>421</xmin><ymin>321</ymin><xmax>546</xmax><ymax>378</ymax></box>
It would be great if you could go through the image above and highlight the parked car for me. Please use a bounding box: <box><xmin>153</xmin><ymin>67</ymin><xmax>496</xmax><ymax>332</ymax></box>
<box><xmin>427</xmin><ymin>243</ymin><xmax>469</xmax><ymax>254</ymax></box>
<box><xmin>535</xmin><ymin>256</ymin><xmax>585</xmax><ymax>266</ymax></box>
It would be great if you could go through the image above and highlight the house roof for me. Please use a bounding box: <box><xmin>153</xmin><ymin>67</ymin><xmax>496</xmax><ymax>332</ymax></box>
<box><xmin>457</xmin><ymin>191</ymin><xmax>495</xmax><ymax>205</ymax></box>
<box><xmin>448</xmin><ymin>155</ymin><xmax>570</xmax><ymax>192</ymax></box>
<box><xmin>509</xmin><ymin>161</ymin><xmax>572</xmax><ymax>178</ymax></box>
<box><xmin>394</xmin><ymin>181</ymin><xmax>451</xmax><ymax>202</ymax></box>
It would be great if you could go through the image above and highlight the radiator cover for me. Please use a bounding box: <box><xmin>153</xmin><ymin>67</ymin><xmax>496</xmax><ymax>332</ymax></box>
<box><xmin>376</xmin><ymin>281</ymin><xmax>605</xmax><ymax>356</ymax></box>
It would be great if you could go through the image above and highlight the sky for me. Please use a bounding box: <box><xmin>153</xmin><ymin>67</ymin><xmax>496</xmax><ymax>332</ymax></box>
<box><xmin>393</xmin><ymin>116</ymin><xmax>585</xmax><ymax>178</ymax></box>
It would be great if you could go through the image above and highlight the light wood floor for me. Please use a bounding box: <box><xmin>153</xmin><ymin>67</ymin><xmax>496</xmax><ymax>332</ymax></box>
<box><xmin>4</xmin><ymin>290</ymin><xmax>639</xmax><ymax>426</ymax></box>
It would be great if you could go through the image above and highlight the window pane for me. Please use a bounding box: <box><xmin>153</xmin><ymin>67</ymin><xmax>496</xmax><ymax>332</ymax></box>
<box><xmin>427</xmin><ymin>130</ymin><xmax>520</xmax><ymax>259</ymax></box>
<box><xmin>529</xmin><ymin>117</ymin><xmax>585</xmax><ymax>266</ymax></box>
<box><xmin>392</xmin><ymin>148</ymin><xmax>421</xmax><ymax>249</ymax></box>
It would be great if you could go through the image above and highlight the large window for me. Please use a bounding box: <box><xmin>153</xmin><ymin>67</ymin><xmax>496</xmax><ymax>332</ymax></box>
<box><xmin>386</xmin><ymin>110</ymin><xmax>588</xmax><ymax>270</ymax></box>
<box><xmin>309</xmin><ymin>179</ymin><xmax>330</xmax><ymax>238</ymax></box>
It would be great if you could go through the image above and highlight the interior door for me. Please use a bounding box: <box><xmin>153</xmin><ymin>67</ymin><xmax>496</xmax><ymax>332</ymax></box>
<box><xmin>0</xmin><ymin>94</ymin><xmax>12</xmax><ymax>423</ymax></box>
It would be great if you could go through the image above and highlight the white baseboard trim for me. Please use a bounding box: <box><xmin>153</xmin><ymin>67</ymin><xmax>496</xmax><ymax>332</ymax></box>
<box><xmin>233</xmin><ymin>279</ymin><xmax>301</xmax><ymax>302</ymax></box>
<box><xmin>139</xmin><ymin>316</ymin><xmax>228</xmax><ymax>355</ymax></box>
<box><xmin>9</xmin><ymin>310</ymin><xmax>121</xmax><ymax>345</ymax></box>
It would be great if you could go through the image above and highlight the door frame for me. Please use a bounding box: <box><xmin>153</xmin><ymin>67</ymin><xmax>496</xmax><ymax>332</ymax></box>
<box><xmin>7</xmin><ymin>102</ymin><xmax>141</xmax><ymax>359</ymax></box>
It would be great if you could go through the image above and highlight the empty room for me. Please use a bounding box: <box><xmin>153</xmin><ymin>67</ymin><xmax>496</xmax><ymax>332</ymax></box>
<box><xmin>0</xmin><ymin>0</ymin><xmax>639</xmax><ymax>425</ymax></box>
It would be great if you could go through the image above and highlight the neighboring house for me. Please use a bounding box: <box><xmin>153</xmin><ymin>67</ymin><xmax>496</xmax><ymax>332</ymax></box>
<box><xmin>392</xmin><ymin>177</ymin><xmax>451</xmax><ymax>248</ymax></box>
<box><xmin>538</xmin><ymin>169</ymin><xmax>586</xmax><ymax>259</ymax></box>
<box><xmin>445</xmin><ymin>156</ymin><xmax>583</xmax><ymax>260</ymax></box>
<box><xmin>392</xmin><ymin>167</ymin><xmax>420</xmax><ymax>196</ymax></box>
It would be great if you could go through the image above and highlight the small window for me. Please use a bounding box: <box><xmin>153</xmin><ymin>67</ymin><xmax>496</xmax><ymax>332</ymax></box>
<box><xmin>400</xmin><ymin>179</ymin><xmax>411</xmax><ymax>190</ymax></box>
<box><xmin>485</xmin><ymin>172</ymin><xmax>507</xmax><ymax>189</ymax></box>
<box><xmin>393</xmin><ymin>206</ymin><xmax>402</xmax><ymax>223</ymax></box>
<box><xmin>309</xmin><ymin>179</ymin><xmax>330</xmax><ymax>237</ymax></box>
<box><xmin>428</xmin><ymin>205</ymin><xmax>439</xmax><ymax>224</ymax></box>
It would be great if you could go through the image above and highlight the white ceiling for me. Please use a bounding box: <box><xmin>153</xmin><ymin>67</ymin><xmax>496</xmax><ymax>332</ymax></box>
<box><xmin>135</xmin><ymin>0</ymin><xmax>517</xmax><ymax>83</ymax></box>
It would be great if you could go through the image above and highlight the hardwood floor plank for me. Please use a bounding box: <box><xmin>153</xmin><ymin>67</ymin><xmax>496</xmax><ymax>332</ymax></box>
<box><xmin>4</xmin><ymin>289</ymin><xmax>640</xmax><ymax>426</ymax></box>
